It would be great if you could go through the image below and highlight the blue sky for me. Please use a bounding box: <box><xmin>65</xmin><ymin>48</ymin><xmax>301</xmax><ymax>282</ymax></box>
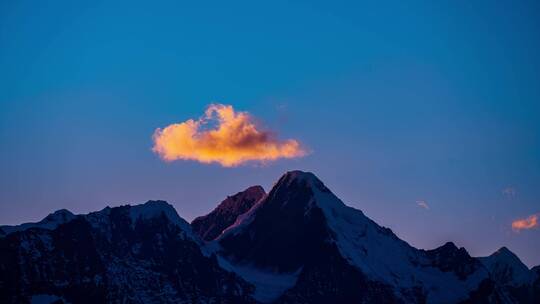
<box><xmin>1</xmin><ymin>0</ymin><xmax>539</xmax><ymax>266</ymax></box>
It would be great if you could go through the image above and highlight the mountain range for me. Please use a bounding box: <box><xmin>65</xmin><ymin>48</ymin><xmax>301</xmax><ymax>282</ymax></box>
<box><xmin>1</xmin><ymin>171</ymin><xmax>538</xmax><ymax>304</ymax></box>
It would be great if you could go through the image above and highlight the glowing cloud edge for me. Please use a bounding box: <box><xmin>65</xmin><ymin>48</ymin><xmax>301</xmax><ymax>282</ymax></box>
<box><xmin>152</xmin><ymin>104</ymin><xmax>307</xmax><ymax>167</ymax></box>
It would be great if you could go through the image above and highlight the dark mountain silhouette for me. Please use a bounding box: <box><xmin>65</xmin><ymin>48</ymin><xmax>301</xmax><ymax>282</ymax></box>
<box><xmin>0</xmin><ymin>201</ymin><xmax>254</xmax><ymax>304</ymax></box>
<box><xmin>191</xmin><ymin>185</ymin><xmax>265</xmax><ymax>241</ymax></box>
<box><xmin>1</xmin><ymin>171</ymin><xmax>538</xmax><ymax>303</ymax></box>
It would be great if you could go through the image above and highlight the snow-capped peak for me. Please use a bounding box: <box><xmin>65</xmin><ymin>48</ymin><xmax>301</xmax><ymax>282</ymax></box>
<box><xmin>129</xmin><ymin>200</ymin><xmax>194</xmax><ymax>238</ymax></box>
<box><xmin>0</xmin><ymin>209</ymin><xmax>76</xmax><ymax>237</ymax></box>
<box><xmin>479</xmin><ymin>246</ymin><xmax>533</xmax><ymax>286</ymax></box>
<box><xmin>438</xmin><ymin>241</ymin><xmax>459</xmax><ymax>251</ymax></box>
<box><xmin>216</xmin><ymin>171</ymin><xmax>489</xmax><ymax>303</ymax></box>
<box><xmin>0</xmin><ymin>200</ymin><xmax>195</xmax><ymax>242</ymax></box>
<box><xmin>280</xmin><ymin>170</ymin><xmax>318</xmax><ymax>183</ymax></box>
<box><xmin>277</xmin><ymin>170</ymin><xmax>332</xmax><ymax>193</ymax></box>
<box><xmin>491</xmin><ymin>247</ymin><xmax>522</xmax><ymax>263</ymax></box>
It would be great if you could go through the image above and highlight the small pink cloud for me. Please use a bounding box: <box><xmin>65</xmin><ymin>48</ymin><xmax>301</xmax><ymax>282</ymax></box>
<box><xmin>416</xmin><ymin>200</ymin><xmax>429</xmax><ymax>210</ymax></box>
<box><xmin>512</xmin><ymin>214</ymin><xmax>539</xmax><ymax>232</ymax></box>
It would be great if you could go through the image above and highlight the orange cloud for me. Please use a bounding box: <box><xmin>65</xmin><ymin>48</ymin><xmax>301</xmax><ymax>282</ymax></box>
<box><xmin>152</xmin><ymin>104</ymin><xmax>306</xmax><ymax>167</ymax></box>
<box><xmin>511</xmin><ymin>214</ymin><xmax>539</xmax><ymax>232</ymax></box>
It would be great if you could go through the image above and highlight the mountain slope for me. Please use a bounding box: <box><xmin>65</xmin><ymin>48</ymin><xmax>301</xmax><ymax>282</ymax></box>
<box><xmin>216</xmin><ymin>171</ymin><xmax>494</xmax><ymax>303</ymax></box>
<box><xmin>192</xmin><ymin>186</ymin><xmax>265</xmax><ymax>241</ymax></box>
<box><xmin>477</xmin><ymin>247</ymin><xmax>538</xmax><ymax>303</ymax></box>
<box><xmin>217</xmin><ymin>172</ymin><xmax>388</xmax><ymax>303</ymax></box>
<box><xmin>1</xmin><ymin>171</ymin><xmax>539</xmax><ymax>304</ymax></box>
<box><xmin>0</xmin><ymin>209</ymin><xmax>76</xmax><ymax>237</ymax></box>
<box><xmin>0</xmin><ymin>201</ymin><xmax>254</xmax><ymax>304</ymax></box>
<box><xmin>480</xmin><ymin>247</ymin><xmax>534</xmax><ymax>287</ymax></box>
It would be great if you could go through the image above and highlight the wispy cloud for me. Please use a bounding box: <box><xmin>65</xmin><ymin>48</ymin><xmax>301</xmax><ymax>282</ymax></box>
<box><xmin>502</xmin><ymin>186</ymin><xmax>516</xmax><ymax>198</ymax></box>
<box><xmin>416</xmin><ymin>200</ymin><xmax>429</xmax><ymax>210</ymax></box>
<box><xmin>152</xmin><ymin>104</ymin><xmax>306</xmax><ymax>167</ymax></box>
<box><xmin>512</xmin><ymin>214</ymin><xmax>539</xmax><ymax>232</ymax></box>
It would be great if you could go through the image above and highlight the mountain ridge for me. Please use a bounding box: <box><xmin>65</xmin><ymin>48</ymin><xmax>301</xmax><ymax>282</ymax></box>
<box><xmin>1</xmin><ymin>170</ymin><xmax>538</xmax><ymax>303</ymax></box>
<box><xmin>191</xmin><ymin>185</ymin><xmax>265</xmax><ymax>241</ymax></box>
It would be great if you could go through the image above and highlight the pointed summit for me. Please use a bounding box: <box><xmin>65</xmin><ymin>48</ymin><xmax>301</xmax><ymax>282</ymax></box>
<box><xmin>494</xmin><ymin>246</ymin><xmax>517</xmax><ymax>258</ymax></box>
<box><xmin>425</xmin><ymin>242</ymin><xmax>482</xmax><ymax>280</ymax></box>
<box><xmin>257</xmin><ymin>170</ymin><xmax>340</xmax><ymax>215</ymax></box>
<box><xmin>274</xmin><ymin>170</ymin><xmax>331</xmax><ymax>193</ymax></box>
<box><xmin>216</xmin><ymin>171</ymin><xmax>493</xmax><ymax>303</ymax></box>
<box><xmin>480</xmin><ymin>246</ymin><xmax>533</xmax><ymax>286</ymax></box>
<box><xmin>279</xmin><ymin>170</ymin><xmax>318</xmax><ymax>184</ymax></box>
<box><xmin>486</xmin><ymin>247</ymin><xmax>525</xmax><ymax>267</ymax></box>
<box><xmin>218</xmin><ymin>171</ymin><xmax>341</xmax><ymax>273</ymax></box>
<box><xmin>440</xmin><ymin>241</ymin><xmax>459</xmax><ymax>250</ymax></box>
<box><xmin>191</xmin><ymin>185</ymin><xmax>265</xmax><ymax>241</ymax></box>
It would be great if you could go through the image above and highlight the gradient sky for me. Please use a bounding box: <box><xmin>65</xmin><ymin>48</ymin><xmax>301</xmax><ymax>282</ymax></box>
<box><xmin>1</xmin><ymin>1</ymin><xmax>539</xmax><ymax>266</ymax></box>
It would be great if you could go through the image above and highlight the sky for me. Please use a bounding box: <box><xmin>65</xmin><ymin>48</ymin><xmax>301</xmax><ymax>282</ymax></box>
<box><xmin>1</xmin><ymin>0</ymin><xmax>539</xmax><ymax>266</ymax></box>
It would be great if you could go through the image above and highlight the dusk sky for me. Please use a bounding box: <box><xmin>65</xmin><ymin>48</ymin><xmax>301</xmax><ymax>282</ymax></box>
<box><xmin>1</xmin><ymin>1</ymin><xmax>539</xmax><ymax>267</ymax></box>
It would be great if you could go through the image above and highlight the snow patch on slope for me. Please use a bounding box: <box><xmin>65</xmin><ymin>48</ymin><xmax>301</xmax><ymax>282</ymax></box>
<box><xmin>479</xmin><ymin>247</ymin><xmax>534</xmax><ymax>286</ymax></box>
<box><xmin>129</xmin><ymin>200</ymin><xmax>196</xmax><ymax>240</ymax></box>
<box><xmin>31</xmin><ymin>294</ymin><xmax>70</xmax><ymax>304</ymax></box>
<box><xmin>2</xmin><ymin>201</ymin><xmax>196</xmax><ymax>242</ymax></box>
<box><xmin>300</xmin><ymin>172</ymin><xmax>488</xmax><ymax>303</ymax></box>
<box><xmin>217</xmin><ymin>256</ymin><xmax>300</xmax><ymax>303</ymax></box>
<box><xmin>1</xmin><ymin>209</ymin><xmax>75</xmax><ymax>237</ymax></box>
<box><xmin>217</xmin><ymin>193</ymin><xmax>268</xmax><ymax>240</ymax></box>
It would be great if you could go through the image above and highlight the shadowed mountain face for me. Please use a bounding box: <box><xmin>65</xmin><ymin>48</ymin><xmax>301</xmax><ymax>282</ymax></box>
<box><xmin>191</xmin><ymin>186</ymin><xmax>265</xmax><ymax>241</ymax></box>
<box><xmin>218</xmin><ymin>173</ymin><xmax>334</xmax><ymax>273</ymax></box>
<box><xmin>477</xmin><ymin>247</ymin><xmax>540</xmax><ymax>303</ymax></box>
<box><xmin>213</xmin><ymin>171</ymin><xmax>539</xmax><ymax>304</ymax></box>
<box><xmin>0</xmin><ymin>201</ymin><xmax>254</xmax><ymax>304</ymax></box>
<box><xmin>480</xmin><ymin>247</ymin><xmax>534</xmax><ymax>286</ymax></box>
<box><xmin>1</xmin><ymin>171</ymin><xmax>539</xmax><ymax>304</ymax></box>
<box><xmin>424</xmin><ymin>241</ymin><xmax>485</xmax><ymax>280</ymax></box>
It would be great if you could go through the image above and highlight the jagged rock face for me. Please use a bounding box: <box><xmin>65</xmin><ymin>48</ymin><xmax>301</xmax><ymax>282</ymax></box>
<box><xmin>476</xmin><ymin>247</ymin><xmax>540</xmax><ymax>304</ymax></box>
<box><xmin>532</xmin><ymin>266</ymin><xmax>540</xmax><ymax>276</ymax></box>
<box><xmin>0</xmin><ymin>217</ymin><xmax>106</xmax><ymax>304</ymax></box>
<box><xmin>192</xmin><ymin>186</ymin><xmax>265</xmax><ymax>241</ymax></box>
<box><xmin>275</xmin><ymin>242</ymin><xmax>405</xmax><ymax>304</ymax></box>
<box><xmin>425</xmin><ymin>242</ymin><xmax>485</xmax><ymax>280</ymax></box>
<box><xmin>215</xmin><ymin>171</ymin><xmax>538</xmax><ymax>304</ymax></box>
<box><xmin>219</xmin><ymin>174</ymin><xmax>333</xmax><ymax>272</ymax></box>
<box><xmin>0</xmin><ymin>201</ymin><xmax>254</xmax><ymax>304</ymax></box>
<box><xmin>0</xmin><ymin>209</ymin><xmax>76</xmax><ymax>237</ymax></box>
<box><xmin>480</xmin><ymin>247</ymin><xmax>533</xmax><ymax>287</ymax></box>
<box><xmin>218</xmin><ymin>172</ymin><xmax>401</xmax><ymax>303</ymax></box>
